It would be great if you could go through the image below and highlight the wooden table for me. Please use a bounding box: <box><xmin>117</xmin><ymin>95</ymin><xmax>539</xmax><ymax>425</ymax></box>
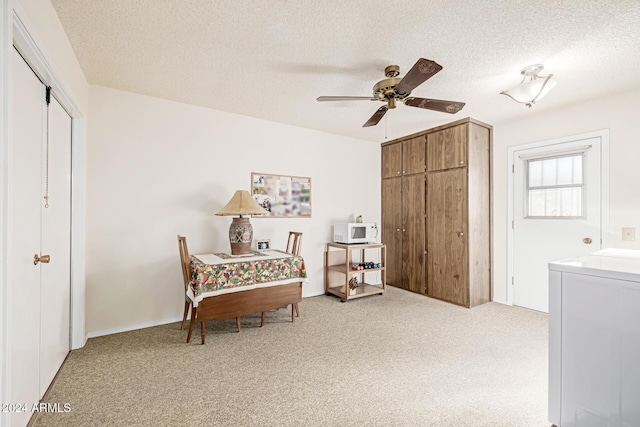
<box><xmin>186</xmin><ymin>249</ymin><xmax>306</xmax><ymax>344</ymax></box>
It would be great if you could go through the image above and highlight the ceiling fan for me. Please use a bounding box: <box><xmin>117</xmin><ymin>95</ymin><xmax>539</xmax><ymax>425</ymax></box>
<box><xmin>317</xmin><ymin>58</ymin><xmax>465</xmax><ymax>127</ymax></box>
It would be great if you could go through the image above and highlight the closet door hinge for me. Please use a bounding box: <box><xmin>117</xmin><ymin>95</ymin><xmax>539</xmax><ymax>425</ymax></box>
<box><xmin>512</xmin><ymin>220</ymin><xmax>514</xmax><ymax>229</ymax></box>
<box><xmin>512</xmin><ymin>276</ymin><xmax>515</xmax><ymax>285</ymax></box>
<box><xmin>512</xmin><ymin>164</ymin><xmax>514</xmax><ymax>173</ymax></box>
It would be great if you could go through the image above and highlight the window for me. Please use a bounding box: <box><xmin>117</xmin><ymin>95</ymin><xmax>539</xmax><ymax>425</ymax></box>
<box><xmin>526</xmin><ymin>154</ymin><xmax>584</xmax><ymax>218</ymax></box>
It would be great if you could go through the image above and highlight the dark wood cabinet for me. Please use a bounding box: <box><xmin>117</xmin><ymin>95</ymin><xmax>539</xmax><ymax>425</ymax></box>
<box><xmin>427</xmin><ymin>123</ymin><xmax>468</xmax><ymax>171</ymax></box>
<box><xmin>381</xmin><ymin>178</ymin><xmax>402</xmax><ymax>288</ymax></box>
<box><xmin>427</xmin><ymin>167</ymin><xmax>469</xmax><ymax>305</ymax></box>
<box><xmin>402</xmin><ymin>135</ymin><xmax>426</xmax><ymax>175</ymax></box>
<box><xmin>426</xmin><ymin>120</ymin><xmax>491</xmax><ymax>307</ymax></box>
<box><xmin>381</xmin><ymin>135</ymin><xmax>425</xmax><ymax>178</ymax></box>
<box><xmin>381</xmin><ymin>118</ymin><xmax>492</xmax><ymax>307</ymax></box>
<box><xmin>381</xmin><ymin>135</ymin><xmax>426</xmax><ymax>293</ymax></box>
<box><xmin>381</xmin><ymin>175</ymin><xmax>425</xmax><ymax>292</ymax></box>
<box><xmin>381</xmin><ymin>142</ymin><xmax>402</xmax><ymax>178</ymax></box>
<box><xmin>401</xmin><ymin>174</ymin><xmax>425</xmax><ymax>294</ymax></box>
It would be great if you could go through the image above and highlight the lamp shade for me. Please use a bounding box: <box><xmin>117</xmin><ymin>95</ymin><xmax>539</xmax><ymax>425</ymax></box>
<box><xmin>215</xmin><ymin>190</ymin><xmax>267</xmax><ymax>216</ymax></box>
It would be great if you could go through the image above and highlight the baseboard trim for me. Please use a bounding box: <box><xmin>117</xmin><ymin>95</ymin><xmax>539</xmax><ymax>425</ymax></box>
<box><xmin>87</xmin><ymin>316</ymin><xmax>184</xmax><ymax>339</ymax></box>
<box><xmin>492</xmin><ymin>298</ymin><xmax>510</xmax><ymax>306</ymax></box>
<box><xmin>86</xmin><ymin>297</ymin><xmax>309</xmax><ymax>339</ymax></box>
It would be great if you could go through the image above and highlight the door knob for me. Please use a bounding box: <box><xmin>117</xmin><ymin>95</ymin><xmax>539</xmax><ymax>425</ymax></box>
<box><xmin>457</xmin><ymin>232</ymin><xmax>464</xmax><ymax>237</ymax></box>
<box><xmin>33</xmin><ymin>254</ymin><xmax>50</xmax><ymax>265</ymax></box>
<box><xmin>583</xmin><ymin>237</ymin><xmax>592</xmax><ymax>244</ymax></box>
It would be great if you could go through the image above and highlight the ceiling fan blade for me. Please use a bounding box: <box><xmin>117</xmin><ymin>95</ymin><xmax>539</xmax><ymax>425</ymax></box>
<box><xmin>404</xmin><ymin>97</ymin><xmax>465</xmax><ymax>114</ymax></box>
<box><xmin>363</xmin><ymin>106</ymin><xmax>388</xmax><ymax>127</ymax></box>
<box><xmin>317</xmin><ymin>96</ymin><xmax>378</xmax><ymax>101</ymax></box>
<box><xmin>394</xmin><ymin>58</ymin><xmax>443</xmax><ymax>96</ymax></box>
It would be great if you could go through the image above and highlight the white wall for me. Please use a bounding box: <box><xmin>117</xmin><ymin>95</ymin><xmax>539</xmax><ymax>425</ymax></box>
<box><xmin>14</xmin><ymin>0</ymin><xmax>89</xmax><ymax>114</ymax></box>
<box><xmin>86</xmin><ymin>85</ymin><xmax>380</xmax><ymax>334</ymax></box>
<box><xmin>492</xmin><ymin>87</ymin><xmax>640</xmax><ymax>303</ymax></box>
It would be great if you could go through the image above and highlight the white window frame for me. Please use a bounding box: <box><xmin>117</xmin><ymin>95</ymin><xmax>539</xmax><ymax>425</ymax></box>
<box><xmin>524</xmin><ymin>152</ymin><xmax>586</xmax><ymax>219</ymax></box>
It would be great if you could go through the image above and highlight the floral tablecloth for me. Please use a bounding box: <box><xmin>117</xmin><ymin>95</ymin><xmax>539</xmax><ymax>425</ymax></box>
<box><xmin>186</xmin><ymin>250</ymin><xmax>307</xmax><ymax>307</ymax></box>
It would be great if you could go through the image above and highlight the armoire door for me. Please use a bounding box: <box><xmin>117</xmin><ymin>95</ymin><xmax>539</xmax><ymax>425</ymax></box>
<box><xmin>382</xmin><ymin>177</ymin><xmax>402</xmax><ymax>288</ymax></box>
<box><xmin>381</xmin><ymin>142</ymin><xmax>402</xmax><ymax>178</ymax></box>
<box><xmin>402</xmin><ymin>174</ymin><xmax>426</xmax><ymax>293</ymax></box>
<box><xmin>427</xmin><ymin>168</ymin><xmax>469</xmax><ymax>306</ymax></box>
<box><xmin>402</xmin><ymin>136</ymin><xmax>426</xmax><ymax>175</ymax></box>
<box><xmin>10</xmin><ymin>47</ymin><xmax>71</xmax><ymax>427</ymax></box>
<box><xmin>427</xmin><ymin>123</ymin><xmax>468</xmax><ymax>171</ymax></box>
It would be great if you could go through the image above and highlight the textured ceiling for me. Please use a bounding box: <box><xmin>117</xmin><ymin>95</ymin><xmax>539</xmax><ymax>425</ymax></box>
<box><xmin>50</xmin><ymin>0</ymin><xmax>640</xmax><ymax>142</ymax></box>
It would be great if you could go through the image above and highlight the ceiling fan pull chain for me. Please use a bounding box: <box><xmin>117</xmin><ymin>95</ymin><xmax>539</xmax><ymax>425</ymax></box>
<box><xmin>385</xmin><ymin>114</ymin><xmax>388</xmax><ymax>139</ymax></box>
<box><xmin>44</xmin><ymin>86</ymin><xmax>51</xmax><ymax>209</ymax></box>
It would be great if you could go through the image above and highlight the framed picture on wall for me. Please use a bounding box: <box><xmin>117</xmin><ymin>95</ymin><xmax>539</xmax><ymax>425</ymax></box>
<box><xmin>251</xmin><ymin>172</ymin><xmax>311</xmax><ymax>217</ymax></box>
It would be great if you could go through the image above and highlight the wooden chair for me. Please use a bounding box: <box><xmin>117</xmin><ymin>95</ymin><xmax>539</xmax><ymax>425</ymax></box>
<box><xmin>177</xmin><ymin>235</ymin><xmax>193</xmax><ymax>330</ymax></box>
<box><xmin>286</xmin><ymin>231</ymin><xmax>302</xmax><ymax>317</ymax></box>
<box><xmin>286</xmin><ymin>231</ymin><xmax>303</xmax><ymax>256</ymax></box>
<box><xmin>179</xmin><ymin>235</ymin><xmax>244</xmax><ymax>338</ymax></box>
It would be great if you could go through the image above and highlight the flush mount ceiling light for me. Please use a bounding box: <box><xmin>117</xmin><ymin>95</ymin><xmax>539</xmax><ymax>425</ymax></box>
<box><xmin>500</xmin><ymin>64</ymin><xmax>556</xmax><ymax>108</ymax></box>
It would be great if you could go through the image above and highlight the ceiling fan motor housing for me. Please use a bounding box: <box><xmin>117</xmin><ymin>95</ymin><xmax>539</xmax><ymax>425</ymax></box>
<box><xmin>373</xmin><ymin>76</ymin><xmax>403</xmax><ymax>105</ymax></box>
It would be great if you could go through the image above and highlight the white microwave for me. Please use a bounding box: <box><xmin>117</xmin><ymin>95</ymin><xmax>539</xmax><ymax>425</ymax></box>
<box><xmin>333</xmin><ymin>222</ymin><xmax>376</xmax><ymax>244</ymax></box>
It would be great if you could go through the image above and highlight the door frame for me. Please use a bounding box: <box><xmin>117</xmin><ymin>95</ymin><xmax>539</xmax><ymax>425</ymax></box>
<box><xmin>506</xmin><ymin>129</ymin><xmax>610</xmax><ymax>306</ymax></box>
<box><xmin>1</xmin><ymin>3</ymin><xmax>87</xmax><ymax>419</ymax></box>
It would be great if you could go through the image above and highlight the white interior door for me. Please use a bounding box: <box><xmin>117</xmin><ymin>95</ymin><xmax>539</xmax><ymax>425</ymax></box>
<box><xmin>512</xmin><ymin>136</ymin><xmax>603</xmax><ymax>313</ymax></box>
<box><xmin>10</xmin><ymin>47</ymin><xmax>43</xmax><ymax>427</ymax></box>
<box><xmin>39</xmin><ymin>93</ymin><xmax>71</xmax><ymax>396</ymax></box>
<box><xmin>10</xmin><ymin>47</ymin><xmax>71</xmax><ymax>426</ymax></box>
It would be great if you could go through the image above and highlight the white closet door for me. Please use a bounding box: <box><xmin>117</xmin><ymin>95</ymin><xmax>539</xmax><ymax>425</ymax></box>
<box><xmin>10</xmin><ymin>47</ymin><xmax>44</xmax><ymax>427</ymax></box>
<box><xmin>39</xmin><ymin>94</ymin><xmax>71</xmax><ymax>397</ymax></box>
<box><xmin>10</xmin><ymin>47</ymin><xmax>72</xmax><ymax>426</ymax></box>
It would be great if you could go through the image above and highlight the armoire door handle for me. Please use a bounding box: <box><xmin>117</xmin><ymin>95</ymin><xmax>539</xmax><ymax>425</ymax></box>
<box><xmin>34</xmin><ymin>254</ymin><xmax>51</xmax><ymax>265</ymax></box>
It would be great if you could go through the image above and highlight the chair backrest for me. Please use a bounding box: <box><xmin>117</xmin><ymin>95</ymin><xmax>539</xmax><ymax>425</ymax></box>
<box><xmin>286</xmin><ymin>232</ymin><xmax>303</xmax><ymax>256</ymax></box>
<box><xmin>177</xmin><ymin>235</ymin><xmax>192</xmax><ymax>291</ymax></box>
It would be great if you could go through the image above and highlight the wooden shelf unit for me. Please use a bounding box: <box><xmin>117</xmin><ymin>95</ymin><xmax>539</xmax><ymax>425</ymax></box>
<box><xmin>325</xmin><ymin>242</ymin><xmax>386</xmax><ymax>302</ymax></box>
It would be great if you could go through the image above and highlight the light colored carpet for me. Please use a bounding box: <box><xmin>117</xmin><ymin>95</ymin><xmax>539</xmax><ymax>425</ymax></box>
<box><xmin>30</xmin><ymin>286</ymin><xmax>549</xmax><ymax>427</ymax></box>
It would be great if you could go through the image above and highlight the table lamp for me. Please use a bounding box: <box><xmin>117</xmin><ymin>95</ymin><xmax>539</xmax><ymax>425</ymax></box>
<box><xmin>215</xmin><ymin>190</ymin><xmax>268</xmax><ymax>255</ymax></box>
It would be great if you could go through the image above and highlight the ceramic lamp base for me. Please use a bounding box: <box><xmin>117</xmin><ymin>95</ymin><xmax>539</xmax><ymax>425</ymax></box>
<box><xmin>229</xmin><ymin>217</ymin><xmax>253</xmax><ymax>255</ymax></box>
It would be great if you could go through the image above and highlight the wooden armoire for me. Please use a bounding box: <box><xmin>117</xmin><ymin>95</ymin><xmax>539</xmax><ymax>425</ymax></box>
<box><xmin>381</xmin><ymin>117</ymin><xmax>492</xmax><ymax>307</ymax></box>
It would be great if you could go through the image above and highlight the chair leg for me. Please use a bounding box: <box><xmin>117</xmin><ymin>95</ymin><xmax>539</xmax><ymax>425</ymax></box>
<box><xmin>181</xmin><ymin>301</ymin><xmax>190</xmax><ymax>330</ymax></box>
<box><xmin>291</xmin><ymin>305</ymin><xmax>295</xmax><ymax>322</ymax></box>
<box><xmin>186</xmin><ymin>306</ymin><xmax>197</xmax><ymax>343</ymax></box>
<box><xmin>236</xmin><ymin>317</ymin><xmax>241</xmax><ymax>332</ymax></box>
<box><xmin>294</xmin><ymin>302</ymin><xmax>300</xmax><ymax>317</ymax></box>
<box><xmin>200</xmin><ymin>321</ymin><xmax>206</xmax><ymax>345</ymax></box>
<box><xmin>261</xmin><ymin>311</ymin><xmax>265</xmax><ymax>327</ymax></box>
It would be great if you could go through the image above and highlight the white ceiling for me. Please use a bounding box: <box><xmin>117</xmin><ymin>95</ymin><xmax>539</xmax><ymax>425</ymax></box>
<box><xmin>50</xmin><ymin>0</ymin><xmax>640</xmax><ymax>142</ymax></box>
